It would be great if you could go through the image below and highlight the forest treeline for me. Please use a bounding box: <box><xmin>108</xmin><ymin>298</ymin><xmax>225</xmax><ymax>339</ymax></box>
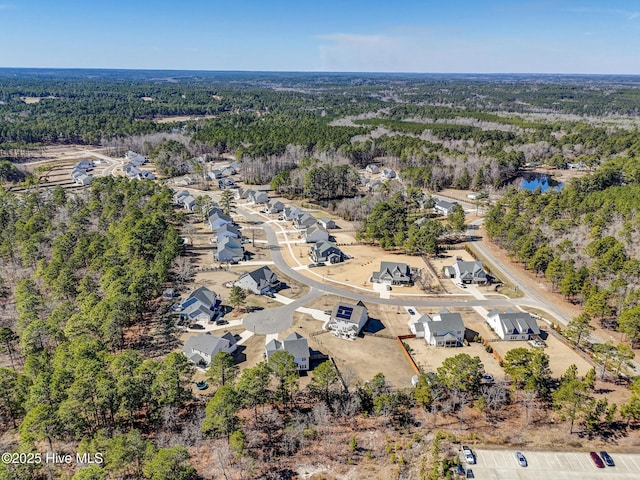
<box><xmin>0</xmin><ymin>178</ymin><xmax>204</xmax><ymax>479</ymax></box>
<box><xmin>485</xmin><ymin>156</ymin><xmax>640</xmax><ymax>347</ymax></box>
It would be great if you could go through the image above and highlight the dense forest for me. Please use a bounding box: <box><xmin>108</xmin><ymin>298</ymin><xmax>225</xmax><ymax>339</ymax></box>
<box><xmin>485</xmin><ymin>156</ymin><xmax>640</xmax><ymax>347</ymax></box>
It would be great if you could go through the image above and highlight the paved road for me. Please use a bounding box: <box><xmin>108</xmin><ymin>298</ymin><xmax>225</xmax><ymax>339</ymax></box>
<box><xmin>472</xmin><ymin>449</ymin><xmax>640</xmax><ymax>480</ymax></box>
<box><xmin>242</xmin><ymin>288</ymin><xmax>323</xmax><ymax>334</ymax></box>
<box><xmin>236</xmin><ymin>206</ymin><xmax>525</xmax><ymax>309</ymax></box>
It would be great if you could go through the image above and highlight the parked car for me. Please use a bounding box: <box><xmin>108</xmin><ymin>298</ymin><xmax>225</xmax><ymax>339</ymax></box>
<box><xmin>482</xmin><ymin>374</ymin><xmax>494</xmax><ymax>383</ymax></box>
<box><xmin>600</xmin><ymin>451</ymin><xmax>615</xmax><ymax>467</ymax></box>
<box><xmin>408</xmin><ymin>308</ymin><xmax>415</xmax><ymax>315</ymax></box>
<box><xmin>465</xmin><ymin>468</ymin><xmax>474</xmax><ymax>478</ymax></box>
<box><xmin>462</xmin><ymin>446</ymin><xmax>475</xmax><ymax>465</ymax></box>
<box><xmin>515</xmin><ymin>451</ymin><xmax>527</xmax><ymax>467</ymax></box>
<box><xmin>589</xmin><ymin>452</ymin><xmax>605</xmax><ymax>468</ymax></box>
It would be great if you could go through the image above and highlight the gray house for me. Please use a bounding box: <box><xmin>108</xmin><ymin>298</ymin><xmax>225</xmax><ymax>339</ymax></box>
<box><xmin>182</xmin><ymin>195</ymin><xmax>196</xmax><ymax>211</ymax></box>
<box><xmin>372</xmin><ymin>262</ymin><xmax>413</xmax><ymax>285</ymax></box>
<box><xmin>234</xmin><ymin>266</ymin><xmax>280</xmax><ymax>295</ymax></box>
<box><xmin>180</xmin><ymin>286</ymin><xmax>222</xmax><ymax>322</ymax></box>
<box><xmin>423</xmin><ymin>309</ymin><xmax>465</xmax><ymax>347</ymax></box>
<box><xmin>304</xmin><ymin>224</ymin><xmax>329</xmax><ymax>243</ymax></box>
<box><xmin>208</xmin><ymin>212</ymin><xmax>234</xmax><ymax>231</ymax></box>
<box><xmin>444</xmin><ymin>261</ymin><xmax>487</xmax><ymax>284</ymax></box>
<box><xmin>309</xmin><ymin>241</ymin><xmax>348</xmax><ymax>264</ymax></box>
<box><xmin>249</xmin><ymin>191</ymin><xmax>269</xmax><ymax>205</ymax></box>
<box><xmin>265</xmin><ymin>332</ymin><xmax>310</xmax><ymax>371</ymax></box>
<box><xmin>215</xmin><ymin>237</ymin><xmax>244</xmax><ymax>263</ymax></box>
<box><xmin>283</xmin><ymin>206</ymin><xmax>303</xmax><ymax>221</ymax></box>
<box><xmin>183</xmin><ymin>332</ymin><xmax>237</xmax><ymax>367</ymax></box>
<box><xmin>214</xmin><ymin>223</ymin><xmax>241</xmax><ymax>239</ymax></box>
<box><xmin>294</xmin><ymin>213</ymin><xmax>317</xmax><ymax>231</ymax></box>
<box><xmin>218</xmin><ymin>178</ymin><xmax>237</xmax><ymax>189</ymax></box>
<box><xmin>265</xmin><ymin>200</ymin><xmax>285</xmax><ymax>214</ymax></box>
<box><xmin>318</xmin><ymin>217</ymin><xmax>336</xmax><ymax>229</ymax></box>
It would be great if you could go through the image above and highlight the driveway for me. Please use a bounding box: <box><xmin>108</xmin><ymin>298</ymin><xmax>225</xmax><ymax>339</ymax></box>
<box><xmin>242</xmin><ymin>288</ymin><xmax>322</xmax><ymax>334</ymax></box>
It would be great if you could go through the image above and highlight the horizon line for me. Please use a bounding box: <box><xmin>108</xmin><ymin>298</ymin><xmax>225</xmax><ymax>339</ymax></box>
<box><xmin>1</xmin><ymin>66</ymin><xmax>639</xmax><ymax>77</ymax></box>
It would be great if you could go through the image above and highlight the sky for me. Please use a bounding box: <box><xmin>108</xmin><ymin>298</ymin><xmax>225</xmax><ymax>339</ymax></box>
<box><xmin>0</xmin><ymin>0</ymin><xmax>639</xmax><ymax>74</ymax></box>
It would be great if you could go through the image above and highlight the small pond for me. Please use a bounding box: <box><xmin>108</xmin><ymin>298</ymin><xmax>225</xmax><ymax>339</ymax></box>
<box><xmin>519</xmin><ymin>173</ymin><xmax>563</xmax><ymax>192</ymax></box>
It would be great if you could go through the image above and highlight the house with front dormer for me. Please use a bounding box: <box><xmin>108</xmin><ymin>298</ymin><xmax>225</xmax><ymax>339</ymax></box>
<box><xmin>265</xmin><ymin>332</ymin><xmax>310</xmax><ymax>371</ymax></box>
<box><xmin>444</xmin><ymin>260</ymin><xmax>487</xmax><ymax>284</ymax></box>
<box><xmin>235</xmin><ymin>266</ymin><xmax>280</xmax><ymax>295</ymax></box>
<box><xmin>372</xmin><ymin>262</ymin><xmax>413</xmax><ymax>286</ymax></box>
<box><xmin>283</xmin><ymin>206</ymin><xmax>303</xmax><ymax>221</ymax></box>
<box><xmin>423</xmin><ymin>309</ymin><xmax>465</xmax><ymax>347</ymax></box>
<box><xmin>486</xmin><ymin>308</ymin><xmax>540</xmax><ymax>341</ymax></box>
<box><xmin>309</xmin><ymin>241</ymin><xmax>348</xmax><ymax>264</ymax></box>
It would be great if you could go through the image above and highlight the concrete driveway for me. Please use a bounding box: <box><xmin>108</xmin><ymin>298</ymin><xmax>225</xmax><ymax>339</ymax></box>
<box><xmin>242</xmin><ymin>288</ymin><xmax>322</xmax><ymax>334</ymax></box>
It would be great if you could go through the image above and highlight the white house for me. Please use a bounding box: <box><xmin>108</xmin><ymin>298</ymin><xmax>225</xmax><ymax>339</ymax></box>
<box><xmin>365</xmin><ymin>164</ymin><xmax>380</xmax><ymax>174</ymax></box>
<box><xmin>409</xmin><ymin>314</ymin><xmax>431</xmax><ymax>338</ymax></box>
<box><xmin>215</xmin><ymin>237</ymin><xmax>244</xmax><ymax>263</ymax></box>
<box><xmin>318</xmin><ymin>217</ymin><xmax>336</xmax><ymax>229</ymax></box>
<box><xmin>423</xmin><ymin>309</ymin><xmax>465</xmax><ymax>347</ymax></box>
<box><xmin>328</xmin><ymin>301</ymin><xmax>368</xmax><ymax>340</ymax></box>
<box><xmin>265</xmin><ymin>332</ymin><xmax>310</xmax><ymax>371</ymax></box>
<box><xmin>433</xmin><ymin>198</ymin><xmax>458</xmax><ymax>216</ymax></box>
<box><xmin>73</xmin><ymin>173</ymin><xmax>92</xmax><ymax>186</ymax></box>
<box><xmin>381</xmin><ymin>168</ymin><xmax>396</xmax><ymax>179</ymax></box>
<box><xmin>486</xmin><ymin>308</ymin><xmax>540</xmax><ymax>341</ymax></box>
<box><xmin>182</xmin><ymin>332</ymin><xmax>237</xmax><ymax>367</ymax></box>
<box><xmin>182</xmin><ymin>195</ymin><xmax>196</xmax><ymax>211</ymax></box>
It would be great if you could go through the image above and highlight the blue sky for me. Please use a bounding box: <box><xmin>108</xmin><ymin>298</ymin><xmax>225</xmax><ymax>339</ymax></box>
<box><xmin>0</xmin><ymin>0</ymin><xmax>639</xmax><ymax>73</ymax></box>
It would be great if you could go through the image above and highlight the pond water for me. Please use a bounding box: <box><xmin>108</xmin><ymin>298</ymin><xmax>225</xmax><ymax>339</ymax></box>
<box><xmin>519</xmin><ymin>173</ymin><xmax>563</xmax><ymax>192</ymax></box>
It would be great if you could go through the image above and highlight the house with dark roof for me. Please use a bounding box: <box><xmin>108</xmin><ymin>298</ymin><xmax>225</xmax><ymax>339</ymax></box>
<box><xmin>234</xmin><ymin>266</ymin><xmax>279</xmax><ymax>295</ymax></box>
<box><xmin>294</xmin><ymin>213</ymin><xmax>317</xmax><ymax>231</ymax></box>
<box><xmin>328</xmin><ymin>301</ymin><xmax>368</xmax><ymax>339</ymax></box>
<box><xmin>248</xmin><ymin>190</ymin><xmax>269</xmax><ymax>205</ymax></box>
<box><xmin>423</xmin><ymin>309</ymin><xmax>465</xmax><ymax>347</ymax></box>
<box><xmin>486</xmin><ymin>308</ymin><xmax>540</xmax><ymax>340</ymax></box>
<box><xmin>265</xmin><ymin>200</ymin><xmax>285</xmax><ymax>214</ymax></box>
<box><xmin>265</xmin><ymin>332</ymin><xmax>310</xmax><ymax>371</ymax></box>
<box><xmin>73</xmin><ymin>171</ymin><xmax>92</xmax><ymax>186</ymax></box>
<box><xmin>180</xmin><ymin>286</ymin><xmax>222</xmax><ymax>322</ymax></box>
<box><xmin>125</xmin><ymin>151</ymin><xmax>147</xmax><ymax>166</ymax></box>
<box><xmin>381</xmin><ymin>168</ymin><xmax>397</xmax><ymax>179</ymax></box>
<box><xmin>218</xmin><ymin>178</ymin><xmax>237</xmax><ymax>189</ymax></box>
<box><xmin>309</xmin><ymin>241</ymin><xmax>348</xmax><ymax>264</ymax></box>
<box><xmin>372</xmin><ymin>262</ymin><xmax>413</xmax><ymax>285</ymax></box>
<box><xmin>221</xmin><ymin>165</ymin><xmax>237</xmax><ymax>177</ymax></box>
<box><xmin>235</xmin><ymin>188</ymin><xmax>251</xmax><ymax>200</ymax></box>
<box><xmin>183</xmin><ymin>332</ymin><xmax>237</xmax><ymax>367</ymax></box>
<box><xmin>174</xmin><ymin>190</ymin><xmax>190</xmax><ymax>204</ymax></box>
<box><xmin>283</xmin><ymin>206</ymin><xmax>303</xmax><ymax>221</ymax></box>
<box><xmin>433</xmin><ymin>198</ymin><xmax>458</xmax><ymax>216</ymax></box>
<box><xmin>208</xmin><ymin>169</ymin><xmax>223</xmax><ymax>180</ymax></box>
<box><xmin>444</xmin><ymin>260</ymin><xmax>487</xmax><ymax>284</ymax></box>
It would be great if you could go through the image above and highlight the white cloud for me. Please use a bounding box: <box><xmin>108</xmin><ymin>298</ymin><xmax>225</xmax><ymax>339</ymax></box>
<box><xmin>567</xmin><ymin>7</ymin><xmax>640</xmax><ymax>21</ymax></box>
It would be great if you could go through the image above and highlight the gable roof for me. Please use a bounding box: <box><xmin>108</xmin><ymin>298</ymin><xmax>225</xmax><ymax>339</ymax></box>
<box><xmin>183</xmin><ymin>333</ymin><xmax>229</xmax><ymax>359</ymax></box>
<box><xmin>283</xmin><ymin>332</ymin><xmax>310</xmax><ymax>359</ymax></box>
<box><xmin>488</xmin><ymin>310</ymin><xmax>540</xmax><ymax>335</ymax></box>
<box><xmin>238</xmin><ymin>266</ymin><xmax>278</xmax><ymax>290</ymax></box>
<box><xmin>311</xmin><ymin>241</ymin><xmax>342</xmax><ymax>256</ymax></box>
<box><xmin>331</xmin><ymin>302</ymin><xmax>368</xmax><ymax>325</ymax></box>
<box><xmin>426</xmin><ymin>311</ymin><xmax>465</xmax><ymax>335</ymax></box>
<box><xmin>373</xmin><ymin>261</ymin><xmax>411</xmax><ymax>281</ymax></box>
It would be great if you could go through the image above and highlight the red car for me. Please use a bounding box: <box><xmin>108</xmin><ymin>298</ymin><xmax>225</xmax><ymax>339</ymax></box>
<box><xmin>589</xmin><ymin>452</ymin><xmax>605</xmax><ymax>468</ymax></box>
